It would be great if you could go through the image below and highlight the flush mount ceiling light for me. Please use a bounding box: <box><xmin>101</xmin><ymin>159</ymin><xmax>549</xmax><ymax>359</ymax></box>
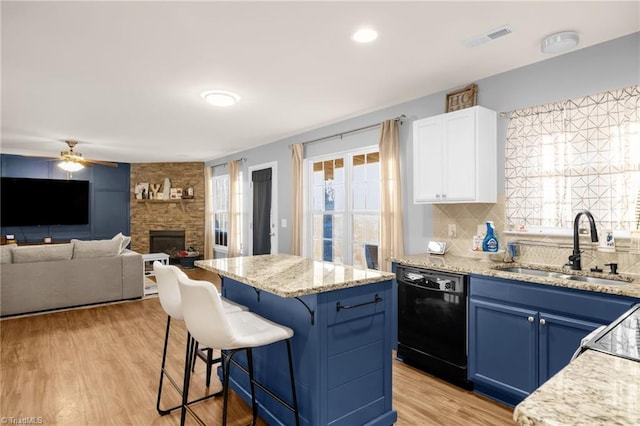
<box><xmin>201</xmin><ymin>90</ymin><xmax>240</xmax><ymax>107</ymax></box>
<box><xmin>352</xmin><ymin>27</ymin><xmax>378</xmax><ymax>43</ymax></box>
<box><xmin>541</xmin><ymin>31</ymin><xmax>579</xmax><ymax>54</ymax></box>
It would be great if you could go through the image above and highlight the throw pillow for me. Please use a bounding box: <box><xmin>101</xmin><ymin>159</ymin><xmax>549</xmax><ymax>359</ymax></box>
<box><xmin>0</xmin><ymin>243</ymin><xmax>17</xmax><ymax>264</ymax></box>
<box><xmin>12</xmin><ymin>243</ymin><xmax>74</xmax><ymax>263</ymax></box>
<box><xmin>112</xmin><ymin>232</ymin><xmax>132</xmax><ymax>253</ymax></box>
<box><xmin>72</xmin><ymin>239</ymin><xmax>121</xmax><ymax>259</ymax></box>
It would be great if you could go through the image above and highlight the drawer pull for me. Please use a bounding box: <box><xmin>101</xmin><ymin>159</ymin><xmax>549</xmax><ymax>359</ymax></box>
<box><xmin>336</xmin><ymin>294</ymin><xmax>382</xmax><ymax>311</ymax></box>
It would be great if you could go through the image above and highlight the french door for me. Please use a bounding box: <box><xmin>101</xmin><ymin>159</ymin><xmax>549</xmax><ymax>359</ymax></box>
<box><xmin>307</xmin><ymin>148</ymin><xmax>380</xmax><ymax>268</ymax></box>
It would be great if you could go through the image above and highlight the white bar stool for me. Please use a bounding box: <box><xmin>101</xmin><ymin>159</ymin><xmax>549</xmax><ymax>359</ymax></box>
<box><xmin>178</xmin><ymin>275</ymin><xmax>300</xmax><ymax>426</ymax></box>
<box><xmin>153</xmin><ymin>262</ymin><xmax>247</xmax><ymax>416</ymax></box>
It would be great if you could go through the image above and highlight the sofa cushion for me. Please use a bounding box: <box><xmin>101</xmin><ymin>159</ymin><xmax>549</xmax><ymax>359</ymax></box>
<box><xmin>0</xmin><ymin>244</ymin><xmax>17</xmax><ymax>264</ymax></box>
<box><xmin>112</xmin><ymin>232</ymin><xmax>131</xmax><ymax>254</ymax></box>
<box><xmin>72</xmin><ymin>239</ymin><xmax>121</xmax><ymax>259</ymax></box>
<box><xmin>12</xmin><ymin>243</ymin><xmax>74</xmax><ymax>263</ymax></box>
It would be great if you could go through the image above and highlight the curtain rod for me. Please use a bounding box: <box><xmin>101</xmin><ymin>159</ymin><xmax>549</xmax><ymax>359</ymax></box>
<box><xmin>211</xmin><ymin>157</ymin><xmax>246</xmax><ymax>169</ymax></box>
<box><xmin>289</xmin><ymin>114</ymin><xmax>406</xmax><ymax>148</ymax></box>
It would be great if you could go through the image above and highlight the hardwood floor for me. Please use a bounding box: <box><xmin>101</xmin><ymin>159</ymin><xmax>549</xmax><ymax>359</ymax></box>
<box><xmin>1</xmin><ymin>267</ymin><xmax>514</xmax><ymax>425</ymax></box>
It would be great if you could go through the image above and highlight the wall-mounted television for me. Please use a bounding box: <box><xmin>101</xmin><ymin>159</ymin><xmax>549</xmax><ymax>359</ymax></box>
<box><xmin>1</xmin><ymin>177</ymin><xmax>90</xmax><ymax>226</ymax></box>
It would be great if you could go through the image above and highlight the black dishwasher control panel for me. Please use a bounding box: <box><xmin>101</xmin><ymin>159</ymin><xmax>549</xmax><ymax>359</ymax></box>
<box><xmin>397</xmin><ymin>266</ymin><xmax>465</xmax><ymax>294</ymax></box>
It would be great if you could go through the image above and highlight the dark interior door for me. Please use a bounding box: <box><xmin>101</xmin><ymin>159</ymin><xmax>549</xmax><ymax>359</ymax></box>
<box><xmin>252</xmin><ymin>168</ymin><xmax>272</xmax><ymax>255</ymax></box>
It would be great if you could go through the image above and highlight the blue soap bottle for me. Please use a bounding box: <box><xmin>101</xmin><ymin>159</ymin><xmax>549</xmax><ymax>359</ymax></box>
<box><xmin>482</xmin><ymin>221</ymin><xmax>499</xmax><ymax>252</ymax></box>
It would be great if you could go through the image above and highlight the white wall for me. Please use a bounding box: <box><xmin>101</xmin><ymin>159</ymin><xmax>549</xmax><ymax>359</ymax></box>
<box><xmin>206</xmin><ymin>32</ymin><xmax>640</xmax><ymax>256</ymax></box>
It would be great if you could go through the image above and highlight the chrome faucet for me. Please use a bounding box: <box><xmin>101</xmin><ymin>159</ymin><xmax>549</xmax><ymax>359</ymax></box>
<box><xmin>566</xmin><ymin>210</ymin><xmax>599</xmax><ymax>271</ymax></box>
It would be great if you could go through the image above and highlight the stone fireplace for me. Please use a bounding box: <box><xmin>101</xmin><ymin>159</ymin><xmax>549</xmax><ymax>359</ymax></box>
<box><xmin>130</xmin><ymin>162</ymin><xmax>205</xmax><ymax>256</ymax></box>
<box><xmin>149</xmin><ymin>230</ymin><xmax>185</xmax><ymax>261</ymax></box>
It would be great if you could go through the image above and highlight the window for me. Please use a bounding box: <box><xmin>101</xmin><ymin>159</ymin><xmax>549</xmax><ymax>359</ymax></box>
<box><xmin>308</xmin><ymin>148</ymin><xmax>380</xmax><ymax>268</ymax></box>
<box><xmin>212</xmin><ymin>174</ymin><xmax>229</xmax><ymax>249</ymax></box>
<box><xmin>505</xmin><ymin>85</ymin><xmax>640</xmax><ymax>232</ymax></box>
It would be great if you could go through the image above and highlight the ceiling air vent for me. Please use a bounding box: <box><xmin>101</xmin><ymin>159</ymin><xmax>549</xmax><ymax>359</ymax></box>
<box><xmin>464</xmin><ymin>25</ymin><xmax>513</xmax><ymax>47</ymax></box>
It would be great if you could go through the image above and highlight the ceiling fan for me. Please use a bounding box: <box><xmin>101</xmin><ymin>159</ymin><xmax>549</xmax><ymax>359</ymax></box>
<box><xmin>56</xmin><ymin>140</ymin><xmax>118</xmax><ymax>171</ymax></box>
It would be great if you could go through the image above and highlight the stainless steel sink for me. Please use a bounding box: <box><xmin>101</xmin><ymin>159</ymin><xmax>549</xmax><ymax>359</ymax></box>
<box><xmin>499</xmin><ymin>267</ymin><xmax>570</xmax><ymax>279</ymax></box>
<box><xmin>497</xmin><ymin>267</ymin><xmax>628</xmax><ymax>286</ymax></box>
<box><xmin>564</xmin><ymin>275</ymin><xmax>627</xmax><ymax>285</ymax></box>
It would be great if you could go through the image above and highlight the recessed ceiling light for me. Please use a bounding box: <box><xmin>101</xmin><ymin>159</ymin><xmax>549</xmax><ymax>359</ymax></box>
<box><xmin>200</xmin><ymin>90</ymin><xmax>240</xmax><ymax>107</ymax></box>
<box><xmin>352</xmin><ymin>28</ymin><xmax>378</xmax><ymax>43</ymax></box>
<box><xmin>541</xmin><ymin>31</ymin><xmax>579</xmax><ymax>54</ymax></box>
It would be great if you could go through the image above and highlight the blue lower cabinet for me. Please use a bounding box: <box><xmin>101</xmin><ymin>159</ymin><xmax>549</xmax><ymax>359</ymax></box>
<box><xmin>469</xmin><ymin>299</ymin><xmax>538</xmax><ymax>406</ymax></box>
<box><xmin>468</xmin><ymin>275</ymin><xmax>638</xmax><ymax>406</ymax></box>
<box><xmin>538</xmin><ymin>312</ymin><xmax>600</xmax><ymax>384</ymax></box>
<box><xmin>221</xmin><ymin>278</ymin><xmax>397</xmax><ymax>426</ymax></box>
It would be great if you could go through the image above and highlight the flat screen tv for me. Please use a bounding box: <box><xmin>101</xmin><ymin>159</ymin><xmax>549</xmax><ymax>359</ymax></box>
<box><xmin>1</xmin><ymin>177</ymin><xmax>90</xmax><ymax>226</ymax></box>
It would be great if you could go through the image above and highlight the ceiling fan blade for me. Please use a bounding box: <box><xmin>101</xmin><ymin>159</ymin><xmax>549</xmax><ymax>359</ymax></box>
<box><xmin>76</xmin><ymin>160</ymin><xmax>94</xmax><ymax>168</ymax></box>
<box><xmin>84</xmin><ymin>158</ymin><xmax>118</xmax><ymax>167</ymax></box>
<box><xmin>17</xmin><ymin>153</ymin><xmax>60</xmax><ymax>160</ymax></box>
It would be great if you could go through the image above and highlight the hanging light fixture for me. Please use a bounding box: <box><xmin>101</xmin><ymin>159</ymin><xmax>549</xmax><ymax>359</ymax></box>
<box><xmin>58</xmin><ymin>160</ymin><xmax>84</xmax><ymax>172</ymax></box>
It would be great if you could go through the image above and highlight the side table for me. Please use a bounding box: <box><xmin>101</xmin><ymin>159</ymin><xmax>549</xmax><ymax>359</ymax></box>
<box><xmin>142</xmin><ymin>253</ymin><xmax>170</xmax><ymax>296</ymax></box>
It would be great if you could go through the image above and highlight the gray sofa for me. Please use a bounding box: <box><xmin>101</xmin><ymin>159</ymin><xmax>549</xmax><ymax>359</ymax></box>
<box><xmin>0</xmin><ymin>239</ymin><xmax>143</xmax><ymax>317</ymax></box>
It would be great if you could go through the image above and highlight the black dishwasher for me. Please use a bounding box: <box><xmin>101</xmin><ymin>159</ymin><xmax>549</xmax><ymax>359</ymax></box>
<box><xmin>397</xmin><ymin>265</ymin><xmax>472</xmax><ymax>389</ymax></box>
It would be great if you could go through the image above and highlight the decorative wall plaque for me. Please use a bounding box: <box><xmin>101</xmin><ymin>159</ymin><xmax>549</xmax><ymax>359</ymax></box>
<box><xmin>446</xmin><ymin>83</ymin><xmax>478</xmax><ymax>112</ymax></box>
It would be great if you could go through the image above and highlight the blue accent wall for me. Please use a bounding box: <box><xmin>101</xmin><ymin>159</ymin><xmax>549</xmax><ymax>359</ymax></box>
<box><xmin>0</xmin><ymin>154</ymin><xmax>130</xmax><ymax>243</ymax></box>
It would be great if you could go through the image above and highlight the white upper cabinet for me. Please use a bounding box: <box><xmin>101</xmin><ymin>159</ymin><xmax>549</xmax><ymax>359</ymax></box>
<box><xmin>413</xmin><ymin>106</ymin><xmax>497</xmax><ymax>204</ymax></box>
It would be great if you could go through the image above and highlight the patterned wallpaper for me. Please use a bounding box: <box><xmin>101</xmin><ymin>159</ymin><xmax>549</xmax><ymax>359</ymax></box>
<box><xmin>504</xmin><ymin>85</ymin><xmax>640</xmax><ymax>232</ymax></box>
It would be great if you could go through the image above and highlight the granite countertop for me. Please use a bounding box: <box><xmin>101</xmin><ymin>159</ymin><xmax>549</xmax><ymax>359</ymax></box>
<box><xmin>513</xmin><ymin>350</ymin><xmax>640</xmax><ymax>425</ymax></box>
<box><xmin>391</xmin><ymin>253</ymin><xmax>640</xmax><ymax>299</ymax></box>
<box><xmin>195</xmin><ymin>254</ymin><xmax>395</xmax><ymax>298</ymax></box>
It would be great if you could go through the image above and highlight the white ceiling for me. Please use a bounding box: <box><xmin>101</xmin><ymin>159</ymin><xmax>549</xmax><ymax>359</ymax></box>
<box><xmin>2</xmin><ymin>1</ymin><xmax>639</xmax><ymax>164</ymax></box>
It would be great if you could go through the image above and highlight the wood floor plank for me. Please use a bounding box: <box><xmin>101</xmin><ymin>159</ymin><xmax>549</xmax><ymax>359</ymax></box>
<box><xmin>1</xmin><ymin>267</ymin><xmax>514</xmax><ymax>425</ymax></box>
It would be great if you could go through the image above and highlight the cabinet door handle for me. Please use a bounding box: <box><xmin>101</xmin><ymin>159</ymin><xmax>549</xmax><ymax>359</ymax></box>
<box><xmin>527</xmin><ymin>316</ymin><xmax>534</xmax><ymax>323</ymax></box>
<box><xmin>435</xmin><ymin>193</ymin><xmax>441</xmax><ymax>198</ymax></box>
<box><xmin>336</xmin><ymin>294</ymin><xmax>382</xmax><ymax>311</ymax></box>
<box><xmin>442</xmin><ymin>193</ymin><xmax>447</xmax><ymax>198</ymax></box>
<box><xmin>539</xmin><ymin>318</ymin><xmax>546</xmax><ymax>325</ymax></box>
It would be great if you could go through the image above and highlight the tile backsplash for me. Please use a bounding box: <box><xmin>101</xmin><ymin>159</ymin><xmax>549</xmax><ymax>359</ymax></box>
<box><xmin>432</xmin><ymin>195</ymin><xmax>640</xmax><ymax>277</ymax></box>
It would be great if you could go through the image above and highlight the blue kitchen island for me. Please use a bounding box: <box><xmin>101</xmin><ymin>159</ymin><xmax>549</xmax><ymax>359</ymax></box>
<box><xmin>196</xmin><ymin>254</ymin><xmax>397</xmax><ymax>426</ymax></box>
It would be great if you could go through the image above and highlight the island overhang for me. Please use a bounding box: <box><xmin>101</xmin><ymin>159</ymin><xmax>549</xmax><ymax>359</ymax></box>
<box><xmin>195</xmin><ymin>253</ymin><xmax>395</xmax><ymax>298</ymax></box>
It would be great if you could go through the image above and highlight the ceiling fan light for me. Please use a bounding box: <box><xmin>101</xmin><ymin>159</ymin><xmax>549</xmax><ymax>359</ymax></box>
<box><xmin>58</xmin><ymin>160</ymin><xmax>84</xmax><ymax>172</ymax></box>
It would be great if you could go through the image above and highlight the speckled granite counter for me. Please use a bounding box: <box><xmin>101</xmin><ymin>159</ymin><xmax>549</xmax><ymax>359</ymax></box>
<box><xmin>390</xmin><ymin>253</ymin><xmax>640</xmax><ymax>298</ymax></box>
<box><xmin>513</xmin><ymin>350</ymin><xmax>640</xmax><ymax>425</ymax></box>
<box><xmin>196</xmin><ymin>253</ymin><xmax>395</xmax><ymax>298</ymax></box>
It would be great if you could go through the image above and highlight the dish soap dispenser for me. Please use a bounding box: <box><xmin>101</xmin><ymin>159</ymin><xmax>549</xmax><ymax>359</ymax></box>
<box><xmin>482</xmin><ymin>221</ymin><xmax>499</xmax><ymax>252</ymax></box>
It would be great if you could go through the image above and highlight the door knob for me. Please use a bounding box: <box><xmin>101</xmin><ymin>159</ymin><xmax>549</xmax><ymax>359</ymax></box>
<box><xmin>527</xmin><ymin>316</ymin><xmax>534</xmax><ymax>323</ymax></box>
<box><xmin>539</xmin><ymin>319</ymin><xmax>546</xmax><ymax>325</ymax></box>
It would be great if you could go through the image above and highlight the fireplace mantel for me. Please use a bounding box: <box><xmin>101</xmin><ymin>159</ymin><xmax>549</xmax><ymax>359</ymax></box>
<box><xmin>135</xmin><ymin>198</ymin><xmax>195</xmax><ymax>213</ymax></box>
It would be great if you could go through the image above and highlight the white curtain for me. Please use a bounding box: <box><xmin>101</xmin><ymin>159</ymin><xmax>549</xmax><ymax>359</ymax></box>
<box><xmin>379</xmin><ymin>120</ymin><xmax>404</xmax><ymax>272</ymax></box>
<box><xmin>291</xmin><ymin>144</ymin><xmax>304</xmax><ymax>256</ymax></box>
<box><xmin>204</xmin><ymin>166</ymin><xmax>214</xmax><ymax>259</ymax></box>
<box><xmin>506</xmin><ymin>85</ymin><xmax>640</xmax><ymax>231</ymax></box>
<box><xmin>228</xmin><ymin>159</ymin><xmax>242</xmax><ymax>257</ymax></box>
